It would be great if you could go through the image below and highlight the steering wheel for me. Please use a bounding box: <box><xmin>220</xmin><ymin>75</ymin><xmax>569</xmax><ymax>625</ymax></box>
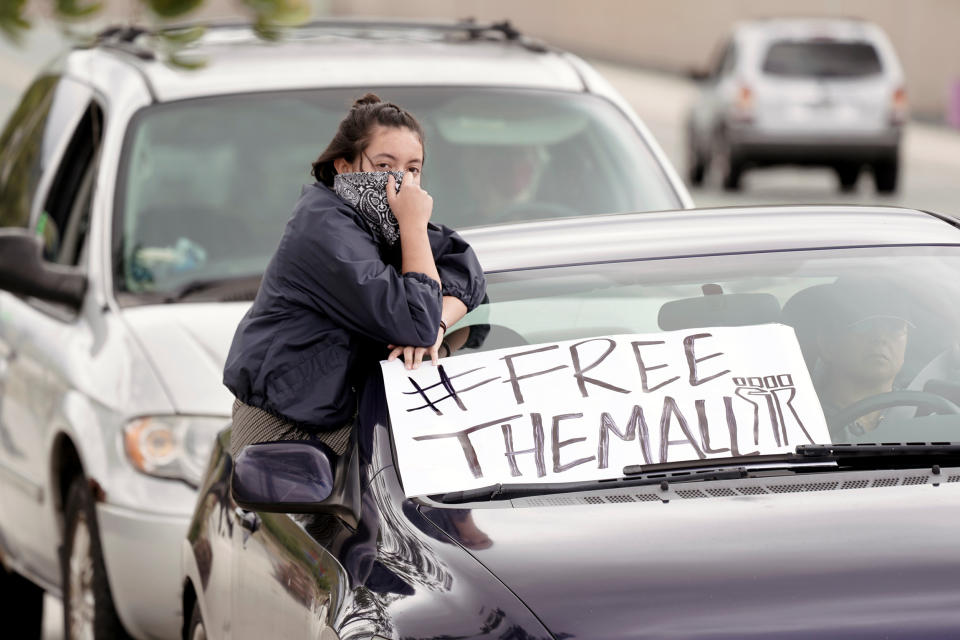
<box><xmin>827</xmin><ymin>390</ymin><xmax>960</xmax><ymax>432</ymax></box>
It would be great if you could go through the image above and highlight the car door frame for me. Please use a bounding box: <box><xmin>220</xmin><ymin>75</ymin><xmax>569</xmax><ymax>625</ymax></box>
<box><xmin>0</xmin><ymin>74</ymin><xmax>108</xmax><ymax>586</ymax></box>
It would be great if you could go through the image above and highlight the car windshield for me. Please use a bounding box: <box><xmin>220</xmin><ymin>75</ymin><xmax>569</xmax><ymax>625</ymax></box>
<box><xmin>452</xmin><ymin>245</ymin><xmax>960</xmax><ymax>445</ymax></box>
<box><xmin>762</xmin><ymin>40</ymin><xmax>883</xmax><ymax>78</ymax></box>
<box><xmin>115</xmin><ymin>87</ymin><xmax>679</xmax><ymax>296</ymax></box>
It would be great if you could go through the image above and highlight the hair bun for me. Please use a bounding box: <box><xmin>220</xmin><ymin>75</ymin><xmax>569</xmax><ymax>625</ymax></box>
<box><xmin>352</xmin><ymin>93</ymin><xmax>382</xmax><ymax>108</ymax></box>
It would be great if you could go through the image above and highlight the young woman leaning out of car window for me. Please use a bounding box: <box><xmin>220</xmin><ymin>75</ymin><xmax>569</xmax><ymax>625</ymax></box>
<box><xmin>222</xmin><ymin>94</ymin><xmax>487</xmax><ymax>457</ymax></box>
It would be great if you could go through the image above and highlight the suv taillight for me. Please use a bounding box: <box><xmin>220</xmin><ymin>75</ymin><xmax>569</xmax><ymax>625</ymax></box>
<box><xmin>891</xmin><ymin>87</ymin><xmax>908</xmax><ymax>125</ymax></box>
<box><xmin>733</xmin><ymin>84</ymin><xmax>754</xmax><ymax>122</ymax></box>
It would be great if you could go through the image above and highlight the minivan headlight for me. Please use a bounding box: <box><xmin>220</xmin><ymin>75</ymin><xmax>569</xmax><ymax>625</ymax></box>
<box><xmin>123</xmin><ymin>415</ymin><xmax>229</xmax><ymax>487</ymax></box>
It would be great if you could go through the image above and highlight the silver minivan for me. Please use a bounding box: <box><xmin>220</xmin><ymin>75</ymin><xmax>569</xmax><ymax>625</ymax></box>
<box><xmin>686</xmin><ymin>18</ymin><xmax>907</xmax><ymax>192</ymax></box>
<box><xmin>0</xmin><ymin>19</ymin><xmax>690</xmax><ymax>639</ymax></box>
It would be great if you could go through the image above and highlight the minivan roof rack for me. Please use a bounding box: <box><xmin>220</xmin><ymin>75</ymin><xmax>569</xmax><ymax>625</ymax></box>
<box><xmin>92</xmin><ymin>25</ymin><xmax>155</xmax><ymax>60</ymax></box>
<box><xmin>88</xmin><ymin>17</ymin><xmax>549</xmax><ymax>60</ymax></box>
<box><xmin>157</xmin><ymin>17</ymin><xmax>549</xmax><ymax>52</ymax></box>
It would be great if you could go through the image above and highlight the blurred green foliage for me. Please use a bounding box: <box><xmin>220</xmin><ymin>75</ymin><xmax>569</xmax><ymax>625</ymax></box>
<box><xmin>0</xmin><ymin>0</ymin><xmax>314</xmax><ymax>43</ymax></box>
<box><xmin>244</xmin><ymin>0</ymin><xmax>311</xmax><ymax>26</ymax></box>
<box><xmin>246</xmin><ymin>0</ymin><xmax>310</xmax><ymax>41</ymax></box>
<box><xmin>55</xmin><ymin>0</ymin><xmax>104</xmax><ymax>20</ymax></box>
<box><xmin>156</xmin><ymin>24</ymin><xmax>209</xmax><ymax>69</ymax></box>
<box><xmin>146</xmin><ymin>0</ymin><xmax>204</xmax><ymax>18</ymax></box>
<box><xmin>0</xmin><ymin>74</ymin><xmax>58</xmax><ymax>228</ymax></box>
<box><xmin>0</xmin><ymin>0</ymin><xmax>31</xmax><ymax>43</ymax></box>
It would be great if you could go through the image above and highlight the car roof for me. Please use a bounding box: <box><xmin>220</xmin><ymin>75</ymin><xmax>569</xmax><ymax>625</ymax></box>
<box><xmin>79</xmin><ymin>20</ymin><xmax>587</xmax><ymax>102</ymax></box>
<box><xmin>460</xmin><ymin>206</ymin><xmax>960</xmax><ymax>273</ymax></box>
<box><xmin>733</xmin><ymin>17</ymin><xmax>886</xmax><ymax>44</ymax></box>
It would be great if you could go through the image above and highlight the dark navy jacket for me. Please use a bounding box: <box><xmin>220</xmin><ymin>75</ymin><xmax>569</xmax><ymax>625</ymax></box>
<box><xmin>223</xmin><ymin>183</ymin><xmax>486</xmax><ymax>429</ymax></box>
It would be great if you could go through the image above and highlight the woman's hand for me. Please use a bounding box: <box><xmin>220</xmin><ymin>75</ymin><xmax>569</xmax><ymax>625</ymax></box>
<box><xmin>387</xmin><ymin>326</ymin><xmax>445</xmax><ymax>370</ymax></box>
<box><xmin>387</xmin><ymin>173</ymin><xmax>433</xmax><ymax>231</ymax></box>
<box><xmin>391</xmin><ymin>172</ymin><xmax>441</xmax><ymax>285</ymax></box>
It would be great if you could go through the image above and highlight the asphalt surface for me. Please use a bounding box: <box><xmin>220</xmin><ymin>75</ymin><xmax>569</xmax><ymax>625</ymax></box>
<box><xmin>2</xmin><ymin>22</ymin><xmax>959</xmax><ymax>640</ymax></box>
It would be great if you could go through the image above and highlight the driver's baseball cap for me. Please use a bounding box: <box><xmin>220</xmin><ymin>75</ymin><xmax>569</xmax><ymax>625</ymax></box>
<box><xmin>821</xmin><ymin>279</ymin><xmax>913</xmax><ymax>332</ymax></box>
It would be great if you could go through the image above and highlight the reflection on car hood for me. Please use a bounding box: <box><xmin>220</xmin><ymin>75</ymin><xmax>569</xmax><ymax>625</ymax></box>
<box><xmin>122</xmin><ymin>302</ymin><xmax>250</xmax><ymax>415</ymax></box>
<box><xmin>429</xmin><ymin>481</ymin><xmax>960</xmax><ymax>639</ymax></box>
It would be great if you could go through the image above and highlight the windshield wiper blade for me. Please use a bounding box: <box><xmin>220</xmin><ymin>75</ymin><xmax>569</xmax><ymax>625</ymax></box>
<box><xmin>433</xmin><ymin>443</ymin><xmax>960</xmax><ymax>504</ymax></box>
<box><xmin>622</xmin><ymin>452</ymin><xmax>819</xmax><ymax>477</ymax></box>
<box><xmin>629</xmin><ymin>443</ymin><xmax>960</xmax><ymax>479</ymax></box>
<box><xmin>435</xmin><ymin>467</ymin><xmax>751</xmax><ymax>504</ymax></box>
<box><xmin>797</xmin><ymin>442</ymin><xmax>960</xmax><ymax>458</ymax></box>
<box><xmin>163</xmin><ymin>273</ymin><xmax>262</xmax><ymax>303</ymax></box>
<box><xmin>622</xmin><ymin>443</ymin><xmax>960</xmax><ymax>477</ymax></box>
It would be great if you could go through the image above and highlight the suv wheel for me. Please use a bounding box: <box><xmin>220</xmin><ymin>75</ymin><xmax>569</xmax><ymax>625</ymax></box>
<box><xmin>873</xmin><ymin>157</ymin><xmax>899</xmax><ymax>194</ymax></box>
<box><xmin>688</xmin><ymin>154</ymin><xmax>706</xmax><ymax>186</ymax></box>
<box><xmin>714</xmin><ymin>131</ymin><xmax>743</xmax><ymax>191</ymax></box>
<box><xmin>0</xmin><ymin>564</ymin><xmax>44</xmax><ymax>637</ymax></box>
<box><xmin>62</xmin><ymin>476</ymin><xmax>130</xmax><ymax>639</ymax></box>
<box><xmin>835</xmin><ymin>163</ymin><xmax>860</xmax><ymax>192</ymax></box>
<box><xmin>686</xmin><ymin>136</ymin><xmax>707</xmax><ymax>186</ymax></box>
<box><xmin>721</xmin><ymin>161</ymin><xmax>743</xmax><ymax>191</ymax></box>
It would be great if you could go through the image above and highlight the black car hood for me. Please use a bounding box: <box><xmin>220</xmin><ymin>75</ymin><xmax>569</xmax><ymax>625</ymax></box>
<box><xmin>422</xmin><ymin>478</ymin><xmax>960</xmax><ymax>639</ymax></box>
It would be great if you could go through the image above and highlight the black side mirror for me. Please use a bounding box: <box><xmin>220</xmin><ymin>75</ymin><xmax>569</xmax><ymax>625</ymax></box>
<box><xmin>687</xmin><ymin>68</ymin><xmax>711</xmax><ymax>82</ymax></box>
<box><xmin>231</xmin><ymin>439</ymin><xmax>361</xmax><ymax>529</ymax></box>
<box><xmin>0</xmin><ymin>229</ymin><xmax>87</xmax><ymax>310</ymax></box>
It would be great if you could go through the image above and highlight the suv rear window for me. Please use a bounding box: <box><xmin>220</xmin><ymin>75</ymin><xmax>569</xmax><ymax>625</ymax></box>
<box><xmin>762</xmin><ymin>40</ymin><xmax>883</xmax><ymax>78</ymax></box>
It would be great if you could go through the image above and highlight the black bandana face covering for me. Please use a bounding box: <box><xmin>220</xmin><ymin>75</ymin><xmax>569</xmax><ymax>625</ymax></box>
<box><xmin>333</xmin><ymin>170</ymin><xmax>404</xmax><ymax>246</ymax></box>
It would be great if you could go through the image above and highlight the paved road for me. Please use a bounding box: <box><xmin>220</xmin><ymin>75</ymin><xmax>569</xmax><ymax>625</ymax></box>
<box><xmin>2</xmin><ymin>23</ymin><xmax>959</xmax><ymax>640</ymax></box>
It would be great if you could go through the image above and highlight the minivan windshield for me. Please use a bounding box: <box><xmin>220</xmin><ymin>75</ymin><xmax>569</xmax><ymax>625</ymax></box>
<box><xmin>116</xmin><ymin>87</ymin><xmax>680</xmax><ymax>296</ymax></box>
<box><xmin>451</xmin><ymin>245</ymin><xmax>960</xmax><ymax>445</ymax></box>
<box><xmin>762</xmin><ymin>40</ymin><xmax>883</xmax><ymax>78</ymax></box>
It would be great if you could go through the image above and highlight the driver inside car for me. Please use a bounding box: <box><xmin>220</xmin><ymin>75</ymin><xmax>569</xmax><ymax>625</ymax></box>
<box><xmin>813</xmin><ymin>281</ymin><xmax>913</xmax><ymax>439</ymax></box>
<box><xmin>458</xmin><ymin>144</ymin><xmax>547</xmax><ymax>223</ymax></box>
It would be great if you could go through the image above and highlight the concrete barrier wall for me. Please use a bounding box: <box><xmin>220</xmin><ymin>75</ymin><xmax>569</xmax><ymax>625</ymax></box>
<box><xmin>329</xmin><ymin>0</ymin><xmax>960</xmax><ymax>121</ymax></box>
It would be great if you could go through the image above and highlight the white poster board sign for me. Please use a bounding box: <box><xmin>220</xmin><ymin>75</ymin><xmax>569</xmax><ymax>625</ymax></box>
<box><xmin>381</xmin><ymin>324</ymin><xmax>830</xmax><ymax>497</ymax></box>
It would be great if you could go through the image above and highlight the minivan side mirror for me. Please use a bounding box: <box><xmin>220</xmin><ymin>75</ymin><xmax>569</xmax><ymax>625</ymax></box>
<box><xmin>231</xmin><ymin>439</ymin><xmax>361</xmax><ymax>528</ymax></box>
<box><xmin>0</xmin><ymin>229</ymin><xmax>87</xmax><ymax>310</ymax></box>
